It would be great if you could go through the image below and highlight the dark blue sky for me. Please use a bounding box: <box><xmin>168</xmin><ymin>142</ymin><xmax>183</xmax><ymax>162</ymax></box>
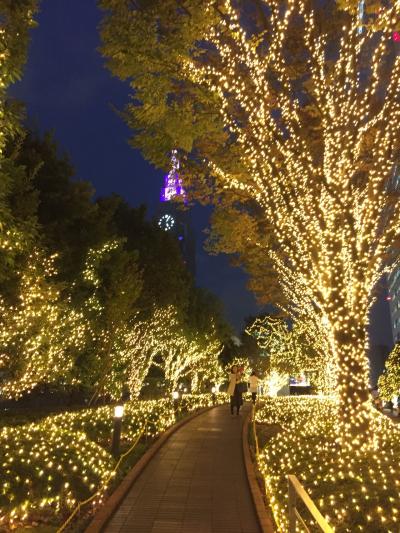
<box><xmin>10</xmin><ymin>0</ymin><xmax>260</xmax><ymax>333</ymax></box>
<box><xmin>10</xmin><ymin>0</ymin><xmax>393</xmax><ymax>348</ymax></box>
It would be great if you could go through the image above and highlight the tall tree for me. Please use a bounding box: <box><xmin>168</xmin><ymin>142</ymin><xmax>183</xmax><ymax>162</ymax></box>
<box><xmin>75</xmin><ymin>239</ymin><xmax>143</xmax><ymax>403</ymax></box>
<box><xmin>0</xmin><ymin>0</ymin><xmax>39</xmax><ymax>155</ymax></box>
<box><xmin>101</xmin><ymin>0</ymin><xmax>400</xmax><ymax>450</ymax></box>
<box><xmin>0</xmin><ymin>250</ymin><xmax>85</xmax><ymax>399</ymax></box>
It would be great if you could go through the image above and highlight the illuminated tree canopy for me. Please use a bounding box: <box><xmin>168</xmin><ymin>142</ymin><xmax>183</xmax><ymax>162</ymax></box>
<box><xmin>378</xmin><ymin>343</ymin><xmax>400</xmax><ymax>401</ymax></box>
<box><xmin>246</xmin><ymin>314</ymin><xmax>334</xmax><ymax>393</ymax></box>
<box><xmin>101</xmin><ymin>0</ymin><xmax>400</xmax><ymax>448</ymax></box>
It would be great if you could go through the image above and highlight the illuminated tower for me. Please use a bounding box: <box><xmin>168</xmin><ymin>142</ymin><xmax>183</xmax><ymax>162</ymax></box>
<box><xmin>157</xmin><ymin>150</ymin><xmax>196</xmax><ymax>276</ymax></box>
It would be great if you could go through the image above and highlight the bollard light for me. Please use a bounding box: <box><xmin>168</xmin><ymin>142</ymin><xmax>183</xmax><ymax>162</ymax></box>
<box><xmin>114</xmin><ymin>405</ymin><xmax>124</xmax><ymax>418</ymax></box>
<box><xmin>184</xmin><ymin>387</ymin><xmax>188</xmax><ymax>393</ymax></box>
<box><xmin>211</xmin><ymin>386</ymin><xmax>217</xmax><ymax>405</ymax></box>
<box><xmin>172</xmin><ymin>391</ymin><xmax>180</xmax><ymax>415</ymax></box>
<box><xmin>111</xmin><ymin>404</ymin><xmax>124</xmax><ymax>456</ymax></box>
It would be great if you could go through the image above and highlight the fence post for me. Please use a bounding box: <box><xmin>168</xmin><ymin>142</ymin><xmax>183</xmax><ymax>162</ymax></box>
<box><xmin>288</xmin><ymin>476</ymin><xmax>297</xmax><ymax>533</ymax></box>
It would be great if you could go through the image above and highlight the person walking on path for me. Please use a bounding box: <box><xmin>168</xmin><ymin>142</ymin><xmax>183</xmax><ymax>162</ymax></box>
<box><xmin>249</xmin><ymin>371</ymin><xmax>259</xmax><ymax>404</ymax></box>
<box><xmin>227</xmin><ymin>365</ymin><xmax>244</xmax><ymax>416</ymax></box>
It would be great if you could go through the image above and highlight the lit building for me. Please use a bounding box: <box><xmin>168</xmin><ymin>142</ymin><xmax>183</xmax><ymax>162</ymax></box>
<box><xmin>157</xmin><ymin>150</ymin><xmax>196</xmax><ymax>277</ymax></box>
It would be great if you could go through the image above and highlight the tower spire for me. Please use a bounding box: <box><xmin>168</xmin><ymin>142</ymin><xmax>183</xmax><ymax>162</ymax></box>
<box><xmin>160</xmin><ymin>150</ymin><xmax>186</xmax><ymax>202</ymax></box>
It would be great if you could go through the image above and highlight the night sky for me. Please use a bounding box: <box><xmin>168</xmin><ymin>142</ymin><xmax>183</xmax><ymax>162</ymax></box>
<box><xmin>10</xmin><ymin>0</ymin><xmax>393</xmax><ymax>349</ymax></box>
<box><xmin>10</xmin><ymin>0</ymin><xmax>259</xmax><ymax>334</ymax></box>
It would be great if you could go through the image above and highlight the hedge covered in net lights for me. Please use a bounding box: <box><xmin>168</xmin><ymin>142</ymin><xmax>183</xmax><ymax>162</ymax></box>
<box><xmin>0</xmin><ymin>393</ymin><xmax>225</xmax><ymax>529</ymax></box>
<box><xmin>255</xmin><ymin>396</ymin><xmax>400</xmax><ymax>532</ymax></box>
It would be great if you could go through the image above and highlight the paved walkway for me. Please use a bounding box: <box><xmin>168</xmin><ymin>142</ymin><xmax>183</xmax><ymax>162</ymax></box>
<box><xmin>105</xmin><ymin>404</ymin><xmax>261</xmax><ymax>533</ymax></box>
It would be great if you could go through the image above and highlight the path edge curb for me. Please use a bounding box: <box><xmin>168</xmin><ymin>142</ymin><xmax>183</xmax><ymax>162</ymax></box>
<box><xmin>242</xmin><ymin>408</ymin><xmax>275</xmax><ymax>533</ymax></box>
<box><xmin>85</xmin><ymin>405</ymin><xmax>215</xmax><ymax>533</ymax></box>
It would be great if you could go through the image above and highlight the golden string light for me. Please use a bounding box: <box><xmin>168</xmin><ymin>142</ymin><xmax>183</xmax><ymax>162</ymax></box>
<box><xmin>0</xmin><ymin>250</ymin><xmax>86</xmax><ymax>399</ymax></box>
<box><xmin>0</xmin><ymin>394</ymin><xmax>222</xmax><ymax>529</ymax></box>
<box><xmin>246</xmin><ymin>315</ymin><xmax>336</xmax><ymax>394</ymax></box>
<box><xmin>255</xmin><ymin>396</ymin><xmax>400</xmax><ymax>532</ymax></box>
<box><xmin>184</xmin><ymin>0</ymin><xmax>400</xmax><ymax>449</ymax></box>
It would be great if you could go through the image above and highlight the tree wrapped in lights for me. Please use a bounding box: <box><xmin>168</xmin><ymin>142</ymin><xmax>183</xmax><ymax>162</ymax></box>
<box><xmin>188</xmin><ymin>330</ymin><xmax>223</xmax><ymax>393</ymax></box>
<box><xmin>0</xmin><ymin>0</ymin><xmax>38</xmax><ymax>156</ymax></box>
<box><xmin>102</xmin><ymin>0</ymin><xmax>400</xmax><ymax>445</ymax></box>
<box><xmin>152</xmin><ymin>308</ymin><xmax>223</xmax><ymax>394</ymax></box>
<box><xmin>0</xmin><ymin>251</ymin><xmax>86</xmax><ymax>399</ymax></box>
<box><xmin>154</xmin><ymin>331</ymin><xmax>205</xmax><ymax>395</ymax></box>
<box><xmin>378</xmin><ymin>343</ymin><xmax>400</xmax><ymax>401</ymax></box>
<box><xmin>183</xmin><ymin>1</ymin><xmax>400</xmax><ymax>447</ymax></box>
<box><xmin>127</xmin><ymin>306</ymin><xmax>179</xmax><ymax>398</ymax></box>
<box><xmin>77</xmin><ymin>239</ymin><xmax>143</xmax><ymax>402</ymax></box>
<box><xmin>246</xmin><ymin>315</ymin><xmax>334</xmax><ymax>394</ymax></box>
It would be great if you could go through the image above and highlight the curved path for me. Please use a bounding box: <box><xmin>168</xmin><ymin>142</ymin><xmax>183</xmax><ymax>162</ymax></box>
<box><xmin>105</xmin><ymin>404</ymin><xmax>261</xmax><ymax>533</ymax></box>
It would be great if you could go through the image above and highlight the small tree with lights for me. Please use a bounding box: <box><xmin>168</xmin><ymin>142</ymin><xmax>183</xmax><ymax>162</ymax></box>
<box><xmin>0</xmin><ymin>250</ymin><xmax>85</xmax><ymax>399</ymax></box>
<box><xmin>246</xmin><ymin>315</ymin><xmax>334</xmax><ymax>394</ymax></box>
<box><xmin>378</xmin><ymin>343</ymin><xmax>400</xmax><ymax>402</ymax></box>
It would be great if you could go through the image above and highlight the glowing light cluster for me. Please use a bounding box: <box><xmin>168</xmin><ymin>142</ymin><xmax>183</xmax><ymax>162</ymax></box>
<box><xmin>0</xmin><ymin>394</ymin><xmax>222</xmax><ymax>529</ymax></box>
<box><xmin>153</xmin><ymin>316</ymin><xmax>223</xmax><ymax>394</ymax></box>
<box><xmin>184</xmin><ymin>0</ymin><xmax>400</xmax><ymax>449</ymax></box>
<box><xmin>378</xmin><ymin>343</ymin><xmax>400</xmax><ymax>402</ymax></box>
<box><xmin>246</xmin><ymin>315</ymin><xmax>335</xmax><ymax>394</ymax></box>
<box><xmin>0</xmin><ymin>250</ymin><xmax>86</xmax><ymax>399</ymax></box>
<box><xmin>255</xmin><ymin>396</ymin><xmax>400</xmax><ymax>532</ymax></box>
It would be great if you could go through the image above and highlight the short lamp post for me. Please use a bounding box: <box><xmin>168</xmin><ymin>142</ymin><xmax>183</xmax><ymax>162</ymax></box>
<box><xmin>172</xmin><ymin>390</ymin><xmax>180</xmax><ymax>413</ymax></box>
<box><xmin>111</xmin><ymin>404</ymin><xmax>124</xmax><ymax>457</ymax></box>
<box><xmin>211</xmin><ymin>386</ymin><xmax>216</xmax><ymax>405</ymax></box>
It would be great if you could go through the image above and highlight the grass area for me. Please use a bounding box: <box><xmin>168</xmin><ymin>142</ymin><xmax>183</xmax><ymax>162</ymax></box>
<box><xmin>0</xmin><ymin>393</ymin><xmax>223</xmax><ymax>531</ymax></box>
<box><xmin>255</xmin><ymin>396</ymin><xmax>400</xmax><ymax>532</ymax></box>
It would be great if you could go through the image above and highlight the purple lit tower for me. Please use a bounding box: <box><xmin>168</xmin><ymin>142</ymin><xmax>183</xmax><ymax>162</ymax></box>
<box><xmin>160</xmin><ymin>150</ymin><xmax>185</xmax><ymax>203</ymax></box>
<box><xmin>157</xmin><ymin>150</ymin><xmax>196</xmax><ymax>276</ymax></box>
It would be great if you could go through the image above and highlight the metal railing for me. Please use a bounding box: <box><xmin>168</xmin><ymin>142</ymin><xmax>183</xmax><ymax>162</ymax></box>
<box><xmin>288</xmin><ymin>475</ymin><xmax>334</xmax><ymax>533</ymax></box>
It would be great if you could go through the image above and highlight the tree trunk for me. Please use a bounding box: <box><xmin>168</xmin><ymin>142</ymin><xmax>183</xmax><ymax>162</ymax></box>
<box><xmin>331</xmin><ymin>317</ymin><xmax>371</xmax><ymax>452</ymax></box>
<box><xmin>191</xmin><ymin>373</ymin><xmax>199</xmax><ymax>393</ymax></box>
<box><xmin>129</xmin><ymin>352</ymin><xmax>153</xmax><ymax>399</ymax></box>
<box><xmin>88</xmin><ymin>329</ymin><xmax>115</xmax><ymax>407</ymax></box>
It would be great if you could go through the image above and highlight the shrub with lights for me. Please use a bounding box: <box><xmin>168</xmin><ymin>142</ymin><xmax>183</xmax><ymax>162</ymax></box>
<box><xmin>255</xmin><ymin>396</ymin><xmax>400</xmax><ymax>532</ymax></box>
<box><xmin>0</xmin><ymin>393</ymin><xmax>222</xmax><ymax>529</ymax></box>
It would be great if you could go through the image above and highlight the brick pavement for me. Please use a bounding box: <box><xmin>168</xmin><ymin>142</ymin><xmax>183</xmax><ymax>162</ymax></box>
<box><xmin>105</xmin><ymin>404</ymin><xmax>261</xmax><ymax>533</ymax></box>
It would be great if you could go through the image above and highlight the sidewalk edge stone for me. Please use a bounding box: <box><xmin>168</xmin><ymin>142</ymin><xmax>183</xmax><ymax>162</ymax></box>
<box><xmin>242</xmin><ymin>408</ymin><xmax>276</xmax><ymax>533</ymax></box>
